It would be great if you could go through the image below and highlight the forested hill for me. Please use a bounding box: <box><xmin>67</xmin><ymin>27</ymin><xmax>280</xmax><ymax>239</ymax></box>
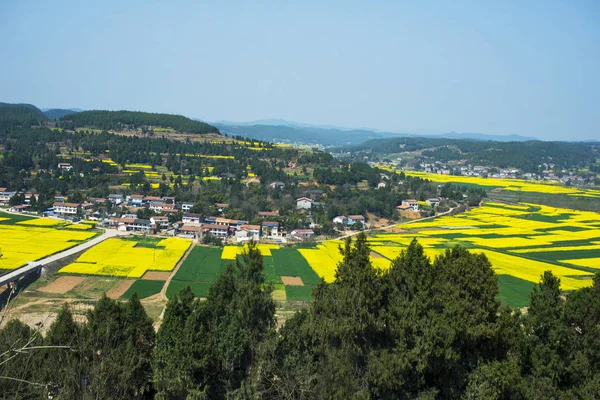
<box><xmin>42</xmin><ymin>108</ymin><xmax>79</xmax><ymax>120</ymax></box>
<box><xmin>60</xmin><ymin>110</ymin><xmax>219</xmax><ymax>134</ymax></box>
<box><xmin>337</xmin><ymin>136</ymin><xmax>598</xmax><ymax>172</ymax></box>
<box><xmin>0</xmin><ymin>102</ymin><xmax>48</xmax><ymax>127</ymax></box>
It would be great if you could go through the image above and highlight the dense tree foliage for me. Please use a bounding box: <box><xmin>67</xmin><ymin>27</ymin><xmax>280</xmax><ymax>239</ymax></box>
<box><xmin>0</xmin><ymin>103</ymin><xmax>48</xmax><ymax>128</ymax></box>
<box><xmin>338</xmin><ymin>136</ymin><xmax>599</xmax><ymax>173</ymax></box>
<box><xmin>2</xmin><ymin>237</ymin><xmax>599</xmax><ymax>399</ymax></box>
<box><xmin>60</xmin><ymin>110</ymin><xmax>219</xmax><ymax>134</ymax></box>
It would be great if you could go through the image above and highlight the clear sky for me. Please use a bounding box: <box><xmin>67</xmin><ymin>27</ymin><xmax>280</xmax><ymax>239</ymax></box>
<box><xmin>1</xmin><ymin>1</ymin><xmax>598</xmax><ymax>140</ymax></box>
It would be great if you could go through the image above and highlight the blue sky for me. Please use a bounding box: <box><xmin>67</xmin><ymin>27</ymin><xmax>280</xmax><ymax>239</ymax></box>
<box><xmin>1</xmin><ymin>1</ymin><xmax>598</xmax><ymax>140</ymax></box>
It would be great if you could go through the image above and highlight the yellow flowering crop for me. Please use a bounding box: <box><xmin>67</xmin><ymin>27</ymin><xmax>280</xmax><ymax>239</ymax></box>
<box><xmin>221</xmin><ymin>244</ymin><xmax>280</xmax><ymax>259</ymax></box>
<box><xmin>560</xmin><ymin>258</ymin><xmax>600</xmax><ymax>269</ymax></box>
<box><xmin>59</xmin><ymin>237</ymin><xmax>191</xmax><ymax>278</ymax></box>
<box><xmin>0</xmin><ymin>224</ymin><xmax>95</xmax><ymax>270</ymax></box>
<box><xmin>17</xmin><ymin>218</ymin><xmax>64</xmax><ymax>227</ymax></box>
<box><xmin>298</xmin><ymin>242</ymin><xmax>344</xmax><ymax>283</ymax></box>
<box><xmin>475</xmin><ymin>250</ymin><xmax>592</xmax><ymax>291</ymax></box>
<box><xmin>300</xmin><ymin>201</ymin><xmax>600</xmax><ymax>292</ymax></box>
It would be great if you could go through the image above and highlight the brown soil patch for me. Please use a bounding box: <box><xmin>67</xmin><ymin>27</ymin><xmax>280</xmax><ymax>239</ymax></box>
<box><xmin>142</xmin><ymin>271</ymin><xmax>171</xmax><ymax>280</ymax></box>
<box><xmin>106</xmin><ymin>280</ymin><xmax>135</xmax><ymax>299</ymax></box>
<box><xmin>370</xmin><ymin>251</ymin><xmax>383</xmax><ymax>259</ymax></box>
<box><xmin>38</xmin><ymin>276</ymin><xmax>87</xmax><ymax>294</ymax></box>
<box><xmin>281</xmin><ymin>276</ymin><xmax>304</xmax><ymax>286</ymax></box>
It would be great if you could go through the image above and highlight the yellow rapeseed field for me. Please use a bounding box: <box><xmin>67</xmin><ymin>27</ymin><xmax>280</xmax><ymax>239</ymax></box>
<box><xmin>221</xmin><ymin>244</ymin><xmax>280</xmax><ymax>259</ymax></box>
<box><xmin>301</xmin><ymin>202</ymin><xmax>598</xmax><ymax>292</ymax></box>
<box><xmin>403</xmin><ymin>171</ymin><xmax>600</xmax><ymax>199</ymax></box>
<box><xmin>59</xmin><ymin>237</ymin><xmax>191</xmax><ymax>278</ymax></box>
<box><xmin>298</xmin><ymin>242</ymin><xmax>344</xmax><ymax>283</ymax></box>
<box><xmin>0</xmin><ymin>224</ymin><xmax>96</xmax><ymax>270</ymax></box>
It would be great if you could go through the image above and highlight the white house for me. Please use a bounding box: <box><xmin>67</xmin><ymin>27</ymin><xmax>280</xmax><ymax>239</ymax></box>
<box><xmin>348</xmin><ymin>215</ymin><xmax>365</xmax><ymax>225</ymax></box>
<box><xmin>377</xmin><ymin>182</ymin><xmax>387</xmax><ymax>189</ymax></box>
<box><xmin>0</xmin><ymin>190</ymin><xmax>16</xmax><ymax>205</ymax></box>
<box><xmin>57</xmin><ymin>163</ymin><xmax>73</xmax><ymax>171</ymax></box>
<box><xmin>269</xmin><ymin>181</ymin><xmax>286</xmax><ymax>189</ymax></box>
<box><xmin>127</xmin><ymin>194</ymin><xmax>144</xmax><ymax>206</ymax></box>
<box><xmin>108</xmin><ymin>194</ymin><xmax>124</xmax><ymax>205</ymax></box>
<box><xmin>181</xmin><ymin>202</ymin><xmax>194</xmax><ymax>212</ymax></box>
<box><xmin>53</xmin><ymin>202</ymin><xmax>79</xmax><ymax>215</ymax></box>
<box><xmin>396</xmin><ymin>204</ymin><xmax>414</xmax><ymax>212</ymax></box>
<box><xmin>290</xmin><ymin>229</ymin><xmax>314</xmax><ymax>241</ymax></box>
<box><xmin>426</xmin><ymin>198</ymin><xmax>440</xmax><ymax>207</ymax></box>
<box><xmin>296</xmin><ymin>197</ymin><xmax>313</xmax><ymax>210</ymax></box>
<box><xmin>333</xmin><ymin>216</ymin><xmax>347</xmax><ymax>224</ymax></box>
<box><xmin>201</xmin><ymin>223</ymin><xmax>228</xmax><ymax>238</ymax></box>
<box><xmin>401</xmin><ymin>199</ymin><xmax>419</xmax><ymax>211</ymax></box>
<box><xmin>182</xmin><ymin>213</ymin><xmax>202</xmax><ymax>224</ymax></box>
<box><xmin>235</xmin><ymin>224</ymin><xmax>261</xmax><ymax>242</ymax></box>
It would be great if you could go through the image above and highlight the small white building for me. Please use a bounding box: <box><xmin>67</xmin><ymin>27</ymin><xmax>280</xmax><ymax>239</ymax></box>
<box><xmin>181</xmin><ymin>202</ymin><xmax>194</xmax><ymax>212</ymax></box>
<box><xmin>290</xmin><ymin>229</ymin><xmax>314</xmax><ymax>241</ymax></box>
<box><xmin>333</xmin><ymin>216</ymin><xmax>347</xmax><ymax>224</ymax></box>
<box><xmin>296</xmin><ymin>197</ymin><xmax>313</xmax><ymax>210</ymax></box>
<box><xmin>53</xmin><ymin>202</ymin><xmax>80</xmax><ymax>215</ymax></box>
<box><xmin>58</xmin><ymin>163</ymin><xmax>73</xmax><ymax>171</ymax></box>
<box><xmin>269</xmin><ymin>181</ymin><xmax>286</xmax><ymax>189</ymax></box>
<box><xmin>0</xmin><ymin>190</ymin><xmax>16</xmax><ymax>205</ymax></box>
<box><xmin>426</xmin><ymin>198</ymin><xmax>440</xmax><ymax>207</ymax></box>
<box><xmin>183</xmin><ymin>213</ymin><xmax>202</xmax><ymax>224</ymax></box>
<box><xmin>348</xmin><ymin>215</ymin><xmax>365</xmax><ymax>225</ymax></box>
<box><xmin>401</xmin><ymin>199</ymin><xmax>419</xmax><ymax>211</ymax></box>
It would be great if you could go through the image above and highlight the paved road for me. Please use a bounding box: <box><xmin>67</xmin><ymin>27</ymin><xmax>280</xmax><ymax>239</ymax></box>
<box><xmin>0</xmin><ymin>229</ymin><xmax>129</xmax><ymax>287</ymax></box>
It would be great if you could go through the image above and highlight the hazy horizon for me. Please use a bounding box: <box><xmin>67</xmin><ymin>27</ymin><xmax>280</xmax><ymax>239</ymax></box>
<box><xmin>1</xmin><ymin>1</ymin><xmax>598</xmax><ymax>141</ymax></box>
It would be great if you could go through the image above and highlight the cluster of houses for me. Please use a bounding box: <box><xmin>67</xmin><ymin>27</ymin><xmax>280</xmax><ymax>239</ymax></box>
<box><xmin>4</xmin><ymin>189</ymin><xmax>316</xmax><ymax>242</ymax></box>
<box><xmin>332</xmin><ymin>215</ymin><xmax>366</xmax><ymax>227</ymax></box>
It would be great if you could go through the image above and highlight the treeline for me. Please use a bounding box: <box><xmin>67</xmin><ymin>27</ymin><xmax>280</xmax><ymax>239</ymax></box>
<box><xmin>338</xmin><ymin>137</ymin><xmax>599</xmax><ymax>173</ymax></box>
<box><xmin>2</xmin><ymin>238</ymin><xmax>600</xmax><ymax>399</ymax></box>
<box><xmin>59</xmin><ymin>110</ymin><xmax>219</xmax><ymax>134</ymax></box>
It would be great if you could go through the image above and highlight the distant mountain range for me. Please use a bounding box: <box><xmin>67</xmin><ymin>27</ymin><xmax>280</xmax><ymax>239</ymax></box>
<box><xmin>41</xmin><ymin>108</ymin><xmax>82</xmax><ymax>120</ymax></box>
<box><xmin>0</xmin><ymin>101</ymin><xmax>541</xmax><ymax>145</ymax></box>
<box><xmin>211</xmin><ymin>119</ymin><xmax>538</xmax><ymax>147</ymax></box>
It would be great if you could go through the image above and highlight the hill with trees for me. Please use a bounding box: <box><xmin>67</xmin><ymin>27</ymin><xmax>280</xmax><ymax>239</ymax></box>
<box><xmin>42</xmin><ymin>108</ymin><xmax>80</xmax><ymax>120</ymax></box>
<box><xmin>0</xmin><ymin>103</ymin><xmax>48</xmax><ymax>128</ymax></box>
<box><xmin>214</xmin><ymin>121</ymin><xmax>537</xmax><ymax>147</ymax></box>
<box><xmin>60</xmin><ymin>110</ymin><xmax>219</xmax><ymax>134</ymax></box>
<box><xmin>336</xmin><ymin>136</ymin><xmax>599</xmax><ymax>173</ymax></box>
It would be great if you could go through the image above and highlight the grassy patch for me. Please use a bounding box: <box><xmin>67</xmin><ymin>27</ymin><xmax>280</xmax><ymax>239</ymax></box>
<box><xmin>284</xmin><ymin>286</ymin><xmax>314</xmax><ymax>302</ymax></box>
<box><xmin>520</xmin><ymin>249</ymin><xmax>600</xmax><ymax>263</ymax></box>
<box><xmin>272</xmin><ymin>248</ymin><xmax>322</xmax><ymax>285</ymax></box>
<box><xmin>496</xmin><ymin>274</ymin><xmax>534</xmax><ymax>308</ymax></box>
<box><xmin>122</xmin><ymin>236</ymin><xmax>164</xmax><ymax>248</ymax></box>
<box><xmin>0</xmin><ymin>211</ymin><xmax>37</xmax><ymax>224</ymax></box>
<box><xmin>166</xmin><ymin>281</ymin><xmax>213</xmax><ymax>299</ymax></box>
<box><xmin>516</xmin><ymin>213</ymin><xmax>575</xmax><ymax>223</ymax></box>
<box><xmin>172</xmin><ymin>246</ymin><xmax>222</xmax><ymax>282</ymax></box>
<box><xmin>121</xmin><ymin>280</ymin><xmax>165</xmax><ymax>299</ymax></box>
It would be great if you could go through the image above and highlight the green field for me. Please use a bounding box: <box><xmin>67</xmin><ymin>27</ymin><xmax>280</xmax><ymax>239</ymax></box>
<box><xmin>271</xmin><ymin>248</ymin><xmax>322</xmax><ymax>285</ymax></box>
<box><xmin>121</xmin><ymin>280</ymin><xmax>165</xmax><ymax>299</ymax></box>
<box><xmin>167</xmin><ymin>246</ymin><xmax>321</xmax><ymax>301</ymax></box>
<box><xmin>172</xmin><ymin>246</ymin><xmax>222</xmax><ymax>282</ymax></box>
<box><xmin>285</xmin><ymin>286</ymin><xmax>314</xmax><ymax>302</ymax></box>
<box><xmin>0</xmin><ymin>211</ymin><xmax>37</xmax><ymax>224</ymax></box>
<box><xmin>496</xmin><ymin>275</ymin><xmax>535</xmax><ymax>308</ymax></box>
<box><xmin>166</xmin><ymin>281</ymin><xmax>213</xmax><ymax>299</ymax></box>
